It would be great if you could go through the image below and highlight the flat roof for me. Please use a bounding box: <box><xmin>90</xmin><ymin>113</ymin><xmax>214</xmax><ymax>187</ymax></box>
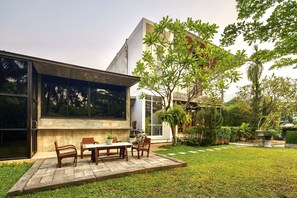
<box><xmin>0</xmin><ymin>50</ymin><xmax>140</xmax><ymax>87</ymax></box>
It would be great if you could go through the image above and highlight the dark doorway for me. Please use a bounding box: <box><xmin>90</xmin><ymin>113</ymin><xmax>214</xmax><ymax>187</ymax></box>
<box><xmin>0</xmin><ymin>57</ymin><xmax>29</xmax><ymax>159</ymax></box>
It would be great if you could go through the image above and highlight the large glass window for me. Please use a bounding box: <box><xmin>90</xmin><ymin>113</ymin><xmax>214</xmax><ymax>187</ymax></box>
<box><xmin>0</xmin><ymin>58</ymin><xmax>28</xmax><ymax>95</ymax></box>
<box><xmin>42</xmin><ymin>75</ymin><xmax>126</xmax><ymax>119</ymax></box>
<box><xmin>43</xmin><ymin>76</ymin><xmax>68</xmax><ymax>117</ymax></box>
<box><xmin>67</xmin><ymin>80</ymin><xmax>89</xmax><ymax>117</ymax></box>
<box><xmin>145</xmin><ymin>96</ymin><xmax>162</xmax><ymax>136</ymax></box>
<box><xmin>0</xmin><ymin>96</ymin><xmax>27</xmax><ymax>129</ymax></box>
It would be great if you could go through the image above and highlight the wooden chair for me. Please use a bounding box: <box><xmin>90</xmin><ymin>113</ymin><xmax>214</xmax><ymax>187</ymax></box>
<box><xmin>80</xmin><ymin>137</ymin><xmax>98</xmax><ymax>159</ymax></box>
<box><xmin>131</xmin><ymin>137</ymin><xmax>151</xmax><ymax>159</ymax></box>
<box><xmin>54</xmin><ymin>141</ymin><xmax>77</xmax><ymax>168</ymax></box>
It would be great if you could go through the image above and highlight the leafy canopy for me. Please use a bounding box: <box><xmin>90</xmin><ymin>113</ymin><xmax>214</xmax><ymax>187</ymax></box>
<box><xmin>221</xmin><ymin>0</ymin><xmax>297</xmax><ymax>69</ymax></box>
<box><xmin>133</xmin><ymin>16</ymin><xmax>244</xmax><ymax>110</ymax></box>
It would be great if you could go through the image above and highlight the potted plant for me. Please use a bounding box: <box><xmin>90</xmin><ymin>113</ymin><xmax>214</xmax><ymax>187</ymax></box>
<box><xmin>264</xmin><ymin>129</ymin><xmax>277</xmax><ymax>148</ymax></box>
<box><xmin>257</xmin><ymin>114</ymin><xmax>276</xmax><ymax>147</ymax></box>
<box><xmin>129</xmin><ymin>133</ymin><xmax>136</xmax><ymax>143</ymax></box>
<box><xmin>106</xmin><ymin>133</ymin><xmax>113</xmax><ymax>145</ymax></box>
<box><xmin>129</xmin><ymin>129</ymin><xmax>137</xmax><ymax>143</ymax></box>
<box><xmin>240</xmin><ymin>122</ymin><xmax>250</xmax><ymax>142</ymax></box>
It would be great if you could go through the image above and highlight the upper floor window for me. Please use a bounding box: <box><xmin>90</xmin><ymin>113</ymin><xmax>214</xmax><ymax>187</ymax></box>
<box><xmin>0</xmin><ymin>57</ymin><xmax>28</xmax><ymax>95</ymax></box>
<box><xmin>41</xmin><ymin>75</ymin><xmax>126</xmax><ymax>120</ymax></box>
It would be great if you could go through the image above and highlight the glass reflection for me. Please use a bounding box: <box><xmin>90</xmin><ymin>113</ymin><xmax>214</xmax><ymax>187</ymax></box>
<box><xmin>68</xmin><ymin>83</ymin><xmax>88</xmax><ymax>117</ymax></box>
<box><xmin>43</xmin><ymin>77</ymin><xmax>67</xmax><ymax>117</ymax></box>
<box><xmin>0</xmin><ymin>57</ymin><xmax>28</xmax><ymax>95</ymax></box>
<box><xmin>42</xmin><ymin>75</ymin><xmax>126</xmax><ymax>119</ymax></box>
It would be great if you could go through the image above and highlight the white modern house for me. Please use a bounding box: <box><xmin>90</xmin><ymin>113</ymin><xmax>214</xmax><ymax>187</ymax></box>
<box><xmin>106</xmin><ymin>18</ymin><xmax>203</xmax><ymax>143</ymax></box>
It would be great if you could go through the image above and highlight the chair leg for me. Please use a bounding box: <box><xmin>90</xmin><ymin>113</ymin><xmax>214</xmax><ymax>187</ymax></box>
<box><xmin>58</xmin><ymin>159</ymin><xmax>62</xmax><ymax>168</ymax></box>
<box><xmin>131</xmin><ymin>148</ymin><xmax>134</xmax><ymax>156</ymax></box>
<box><xmin>141</xmin><ymin>150</ymin><xmax>144</xmax><ymax>156</ymax></box>
<box><xmin>147</xmin><ymin>150</ymin><xmax>149</xmax><ymax>157</ymax></box>
<box><xmin>137</xmin><ymin>150</ymin><xmax>140</xmax><ymax>159</ymax></box>
<box><xmin>74</xmin><ymin>156</ymin><xmax>77</xmax><ymax>167</ymax></box>
<box><xmin>81</xmin><ymin>150</ymin><xmax>83</xmax><ymax>159</ymax></box>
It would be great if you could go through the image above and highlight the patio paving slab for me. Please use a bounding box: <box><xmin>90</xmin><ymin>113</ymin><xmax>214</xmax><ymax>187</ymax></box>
<box><xmin>7</xmin><ymin>153</ymin><xmax>186</xmax><ymax>196</ymax></box>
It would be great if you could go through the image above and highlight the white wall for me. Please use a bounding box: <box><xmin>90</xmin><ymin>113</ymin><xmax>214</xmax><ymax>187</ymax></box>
<box><xmin>131</xmin><ymin>94</ymin><xmax>143</xmax><ymax>130</ymax></box>
<box><xmin>106</xmin><ymin>43</ymin><xmax>127</xmax><ymax>74</ymax></box>
<box><xmin>106</xmin><ymin>18</ymin><xmax>172</xmax><ymax>143</ymax></box>
<box><xmin>127</xmin><ymin>18</ymin><xmax>145</xmax><ymax>75</ymax></box>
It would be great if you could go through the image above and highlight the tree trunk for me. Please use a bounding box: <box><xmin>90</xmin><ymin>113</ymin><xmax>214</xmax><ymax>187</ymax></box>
<box><xmin>171</xmin><ymin>125</ymin><xmax>177</xmax><ymax>146</ymax></box>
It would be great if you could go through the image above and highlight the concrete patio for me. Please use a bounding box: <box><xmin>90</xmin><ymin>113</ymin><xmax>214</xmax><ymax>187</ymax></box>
<box><xmin>7</xmin><ymin>152</ymin><xmax>186</xmax><ymax>196</ymax></box>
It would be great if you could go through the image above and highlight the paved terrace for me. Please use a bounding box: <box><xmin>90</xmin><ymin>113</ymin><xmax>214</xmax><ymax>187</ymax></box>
<box><xmin>7</xmin><ymin>152</ymin><xmax>186</xmax><ymax>196</ymax></box>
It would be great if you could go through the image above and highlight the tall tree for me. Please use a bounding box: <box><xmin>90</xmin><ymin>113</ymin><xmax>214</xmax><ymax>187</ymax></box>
<box><xmin>133</xmin><ymin>16</ymin><xmax>244</xmax><ymax>111</ymax></box>
<box><xmin>221</xmin><ymin>0</ymin><xmax>297</xmax><ymax>69</ymax></box>
<box><xmin>247</xmin><ymin>45</ymin><xmax>264</xmax><ymax>130</ymax></box>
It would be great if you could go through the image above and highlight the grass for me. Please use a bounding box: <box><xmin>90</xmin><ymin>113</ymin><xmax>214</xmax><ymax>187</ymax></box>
<box><xmin>0</xmin><ymin>162</ymin><xmax>32</xmax><ymax>198</ymax></box>
<box><xmin>2</xmin><ymin>146</ymin><xmax>297</xmax><ymax>197</ymax></box>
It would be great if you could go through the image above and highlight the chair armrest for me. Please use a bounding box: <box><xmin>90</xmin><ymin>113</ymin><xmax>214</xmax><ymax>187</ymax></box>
<box><xmin>94</xmin><ymin>141</ymin><xmax>99</xmax><ymax>144</ymax></box>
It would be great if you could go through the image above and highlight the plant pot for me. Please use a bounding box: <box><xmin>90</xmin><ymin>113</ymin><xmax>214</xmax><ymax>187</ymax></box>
<box><xmin>106</xmin><ymin>138</ymin><xmax>113</xmax><ymax>145</ymax></box>
<box><xmin>129</xmin><ymin>137</ymin><xmax>136</xmax><ymax>143</ymax></box>
<box><xmin>256</xmin><ymin>130</ymin><xmax>265</xmax><ymax>137</ymax></box>
<box><xmin>263</xmin><ymin>135</ymin><xmax>272</xmax><ymax>148</ymax></box>
<box><xmin>264</xmin><ymin>135</ymin><xmax>272</xmax><ymax>140</ymax></box>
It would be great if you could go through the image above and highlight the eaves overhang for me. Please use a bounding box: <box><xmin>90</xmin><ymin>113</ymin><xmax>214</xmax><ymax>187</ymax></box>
<box><xmin>0</xmin><ymin>50</ymin><xmax>140</xmax><ymax>87</ymax></box>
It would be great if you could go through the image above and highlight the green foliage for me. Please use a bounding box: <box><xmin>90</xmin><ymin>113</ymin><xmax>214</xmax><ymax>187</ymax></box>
<box><xmin>237</xmin><ymin>75</ymin><xmax>297</xmax><ymax>132</ymax></box>
<box><xmin>229</xmin><ymin>126</ymin><xmax>241</xmax><ymax>142</ymax></box>
<box><xmin>286</xmin><ymin>131</ymin><xmax>297</xmax><ymax>144</ymax></box>
<box><xmin>221</xmin><ymin>0</ymin><xmax>297</xmax><ymax>69</ymax></box>
<box><xmin>239</xmin><ymin>122</ymin><xmax>253</xmax><ymax>139</ymax></box>
<box><xmin>133</xmin><ymin>16</ymin><xmax>245</xmax><ymax>110</ymax></box>
<box><xmin>107</xmin><ymin>133</ymin><xmax>113</xmax><ymax>139</ymax></box>
<box><xmin>247</xmin><ymin>45</ymin><xmax>264</xmax><ymax>131</ymax></box>
<box><xmin>182</xmin><ymin>126</ymin><xmax>204</xmax><ymax>146</ymax></box>
<box><xmin>157</xmin><ymin>104</ymin><xmax>190</xmax><ymax>145</ymax></box>
<box><xmin>216</xmin><ymin>127</ymin><xmax>232</xmax><ymax>143</ymax></box>
<box><xmin>222</xmin><ymin>97</ymin><xmax>252</xmax><ymax>126</ymax></box>
<box><xmin>197</xmin><ymin>98</ymin><xmax>223</xmax><ymax>146</ymax></box>
<box><xmin>265</xmin><ymin>129</ymin><xmax>280</xmax><ymax>139</ymax></box>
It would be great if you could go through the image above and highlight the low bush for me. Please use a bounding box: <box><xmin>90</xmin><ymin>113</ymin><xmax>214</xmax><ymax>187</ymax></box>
<box><xmin>286</xmin><ymin>131</ymin><xmax>297</xmax><ymax>144</ymax></box>
<box><xmin>229</xmin><ymin>126</ymin><xmax>241</xmax><ymax>142</ymax></box>
<box><xmin>217</xmin><ymin>127</ymin><xmax>231</xmax><ymax>140</ymax></box>
<box><xmin>182</xmin><ymin>126</ymin><xmax>204</xmax><ymax>146</ymax></box>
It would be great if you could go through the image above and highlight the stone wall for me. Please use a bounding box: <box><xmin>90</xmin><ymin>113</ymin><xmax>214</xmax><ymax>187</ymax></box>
<box><xmin>37</xmin><ymin>129</ymin><xmax>129</xmax><ymax>152</ymax></box>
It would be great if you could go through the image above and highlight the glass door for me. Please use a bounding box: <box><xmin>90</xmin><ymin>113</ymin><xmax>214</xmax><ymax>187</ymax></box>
<box><xmin>0</xmin><ymin>57</ymin><xmax>28</xmax><ymax>159</ymax></box>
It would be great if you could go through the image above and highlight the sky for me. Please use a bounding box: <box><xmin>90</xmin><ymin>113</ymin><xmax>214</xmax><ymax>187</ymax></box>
<box><xmin>0</xmin><ymin>0</ymin><xmax>295</xmax><ymax>101</ymax></box>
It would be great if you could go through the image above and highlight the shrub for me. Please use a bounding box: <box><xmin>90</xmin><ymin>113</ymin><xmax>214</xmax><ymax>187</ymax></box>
<box><xmin>286</xmin><ymin>131</ymin><xmax>297</xmax><ymax>144</ymax></box>
<box><xmin>266</xmin><ymin>129</ymin><xmax>280</xmax><ymax>139</ymax></box>
<box><xmin>229</xmin><ymin>126</ymin><xmax>241</xmax><ymax>142</ymax></box>
<box><xmin>182</xmin><ymin>126</ymin><xmax>204</xmax><ymax>146</ymax></box>
<box><xmin>217</xmin><ymin>127</ymin><xmax>231</xmax><ymax>140</ymax></box>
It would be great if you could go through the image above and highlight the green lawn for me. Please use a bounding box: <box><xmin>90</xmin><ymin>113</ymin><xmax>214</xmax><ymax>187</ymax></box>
<box><xmin>2</xmin><ymin>146</ymin><xmax>297</xmax><ymax>197</ymax></box>
<box><xmin>0</xmin><ymin>162</ymin><xmax>32</xmax><ymax>198</ymax></box>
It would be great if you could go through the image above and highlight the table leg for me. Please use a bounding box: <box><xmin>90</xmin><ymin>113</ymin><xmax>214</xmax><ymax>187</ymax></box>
<box><xmin>125</xmin><ymin>146</ymin><xmax>128</xmax><ymax>161</ymax></box>
<box><xmin>95</xmin><ymin>148</ymin><xmax>98</xmax><ymax>165</ymax></box>
<box><xmin>91</xmin><ymin>149</ymin><xmax>95</xmax><ymax>162</ymax></box>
